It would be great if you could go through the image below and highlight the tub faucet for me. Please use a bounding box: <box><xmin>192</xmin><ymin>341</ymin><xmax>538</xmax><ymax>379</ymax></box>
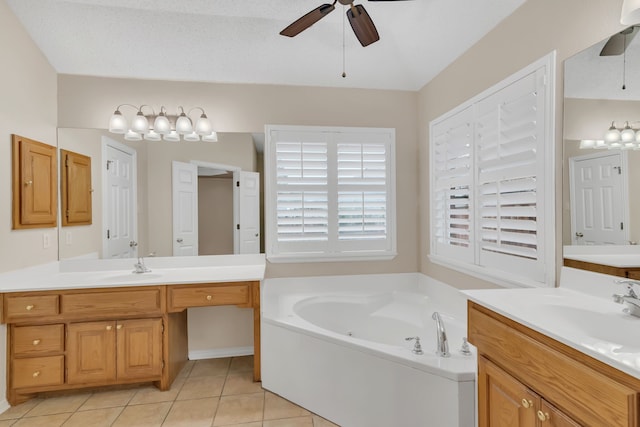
<box><xmin>133</xmin><ymin>257</ymin><xmax>151</xmax><ymax>274</ymax></box>
<box><xmin>613</xmin><ymin>279</ymin><xmax>640</xmax><ymax>317</ymax></box>
<box><xmin>432</xmin><ymin>312</ymin><xmax>450</xmax><ymax>358</ymax></box>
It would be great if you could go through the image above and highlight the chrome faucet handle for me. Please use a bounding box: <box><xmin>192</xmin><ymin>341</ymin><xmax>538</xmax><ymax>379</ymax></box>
<box><xmin>460</xmin><ymin>337</ymin><xmax>473</xmax><ymax>356</ymax></box>
<box><xmin>614</xmin><ymin>279</ymin><xmax>640</xmax><ymax>298</ymax></box>
<box><xmin>405</xmin><ymin>336</ymin><xmax>424</xmax><ymax>355</ymax></box>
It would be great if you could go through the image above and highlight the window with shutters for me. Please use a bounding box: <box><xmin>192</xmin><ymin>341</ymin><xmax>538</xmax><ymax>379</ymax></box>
<box><xmin>265</xmin><ymin>126</ymin><xmax>396</xmax><ymax>262</ymax></box>
<box><xmin>429</xmin><ymin>53</ymin><xmax>556</xmax><ymax>287</ymax></box>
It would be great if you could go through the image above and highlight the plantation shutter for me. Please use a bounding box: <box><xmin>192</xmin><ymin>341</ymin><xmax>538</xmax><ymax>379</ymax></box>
<box><xmin>272</xmin><ymin>130</ymin><xmax>329</xmax><ymax>255</ymax></box>
<box><xmin>431</xmin><ymin>107</ymin><xmax>474</xmax><ymax>262</ymax></box>
<box><xmin>335</xmin><ymin>131</ymin><xmax>393</xmax><ymax>252</ymax></box>
<box><xmin>475</xmin><ymin>70</ymin><xmax>546</xmax><ymax>282</ymax></box>
<box><xmin>266</xmin><ymin>126</ymin><xmax>396</xmax><ymax>261</ymax></box>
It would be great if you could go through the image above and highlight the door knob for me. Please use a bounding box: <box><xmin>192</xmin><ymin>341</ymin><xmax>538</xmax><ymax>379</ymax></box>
<box><xmin>129</xmin><ymin>241</ymin><xmax>138</xmax><ymax>248</ymax></box>
<box><xmin>575</xmin><ymin>232</ymin><xmax>584</xmax><ymax>238</ymax></box>
<box><xmin>177</xmin><ymin>238</ymin><xmax>183</xmax><ymax>243</ymax></box>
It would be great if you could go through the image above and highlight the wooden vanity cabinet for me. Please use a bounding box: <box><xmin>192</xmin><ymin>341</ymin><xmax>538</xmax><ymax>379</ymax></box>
<box><xmin>469</xmin><ymin>302</ymin><xmax>640</xmax><ymax>427</ymax></box>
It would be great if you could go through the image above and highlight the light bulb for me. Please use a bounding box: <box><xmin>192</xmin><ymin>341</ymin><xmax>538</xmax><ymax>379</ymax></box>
<box><xmin>108</xmin><ymin>110</ymin><xmax>127</xmax><ymax>134</ymax></box>
<box><xmin>202</xmin><ymin>132</ymin><xmax>218</xmax><ymax>142</ymax></box>
<box><xmin>124</xmin><ymin>130</ymin><xmax>142</xmax><ymax>141</ymax></box>
<box><xmin>604</xmin><ymin>122</ymin><xmax>621</xmax><ymax>143</ymax></box>
<box><xmin>131</xmin><ymin>111</ymin><xmax>149</xmax><ymax>134</ymax></box>
<box><xmin>176</xmin><ymin>112</ymin><xmax>193</xmax><ymax>135</ymax></box>
<box><xmin>164</xmin><ymin>131</ymin><xmax>180</xmax><ymax>142</ymax></box>
<box><xmin>184</xmin><ymin>132</ymin><xmax>200</xmax><ymax>142</ymax></box>
<box><xmin>144</xmin><ymin>130</ymin><xmax>161</xmax><ymax>141</ymax></box>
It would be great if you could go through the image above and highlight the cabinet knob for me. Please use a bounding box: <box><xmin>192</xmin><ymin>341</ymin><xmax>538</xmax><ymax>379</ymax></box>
<box><xmin>521</xmin><ymin>399</ymin><xmax>532</xmax><ymax>409</ymax></box>
<box><xmin>106</xmin><ymin>325</ymin><xmax>113</xmax><ymax>331</ymax></box>
<box><xmin>206</xmin><ymin>295</ymin><xmax>212</xmax><ymax>301</ymax></box>
<box><xmin>117</xmin><ymin>324</ymin><xmax>123</xmax><ymax>330</ymax></box>
<box><xmin>537</xmin><ymin>410</ymin><xmax>549</xmax><ymax>421</ymax></box>
<box><xmin>25</xmin><ymin>305</ymin><xmax>34</xmax><ymax>311</ymax></box>
<box><xmin>32</xmin><ymin>339</ymin><xmax>41</xmax><ymax>346</ymax></box>
<box><xmin>24</xmin><ymin>180</ymin><xmax>33</xmax><ymax>186</ymax></box>
<box><xmin>32</xmin><ymin>371</ymin><xmax>40</xmax><ymax>378</ymax></box>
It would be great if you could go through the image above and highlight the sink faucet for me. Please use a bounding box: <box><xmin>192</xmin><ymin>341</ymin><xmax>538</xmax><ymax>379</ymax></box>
<box><xmin>132</xmin><ymin>257</ymin><xmax>151</xmax><ymax>274</ymax></box>
<box><xmin>431</xmin><ymin>312</ymin><xmax>450</xmax><ymax>358</ymax></box>
<box><xmin>613</xmin><ymin>279</ymin><xmax>640</xmax><ymax>317</ymax></box>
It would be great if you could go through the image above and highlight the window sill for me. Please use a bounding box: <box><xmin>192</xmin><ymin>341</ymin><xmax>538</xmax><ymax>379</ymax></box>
<box><xmin>267</xmin><ymin>252</ymin><xmax>398</xmax><ymax>264</ymax></box>
<box><xmin>427</xmin><ymin>254</ymin><xmax>552</xmax><ymax>288</ymax></box>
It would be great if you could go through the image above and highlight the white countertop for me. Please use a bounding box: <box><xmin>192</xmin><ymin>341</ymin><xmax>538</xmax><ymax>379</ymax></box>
<box><xmin>464</xmin><ymin>277</ymin><xmax>640</xmax><ymax>380</ymax></box>
<box><xmin>0</xmin><ymin>254</ymin><xmax>266</xmax><ymax>292</ymax></box>
<box><xmin>563</xmin><ymin>245</ymin><xmax>640</xmax><ymax>268</ymax></box>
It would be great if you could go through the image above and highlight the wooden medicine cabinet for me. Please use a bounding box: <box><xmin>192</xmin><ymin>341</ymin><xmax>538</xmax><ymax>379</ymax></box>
<box><xmin>12</xmin><ymin>135</ymin><xmax>57</xmax><ymax>229</ymax></box>
<box><xmin>60</xmin><ymin>149</ymin><xmax>92</xmax><ymax>226</ymax></box>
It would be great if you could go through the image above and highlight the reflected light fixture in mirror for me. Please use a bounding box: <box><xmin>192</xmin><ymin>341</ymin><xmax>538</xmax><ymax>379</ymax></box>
<box><xmin>621</xmin><ymin>0</ymin><xmax>640</xmax><ymax>25</ymax></box>
<box><xmin>580</xmin><ymin>120</ymin><xmax>640</xmax><ymax>149</ymax></box>
<box><xmin>108</xmin><ymin>104</ymin><xmax>218</xmax><ymax>142</ymax></box>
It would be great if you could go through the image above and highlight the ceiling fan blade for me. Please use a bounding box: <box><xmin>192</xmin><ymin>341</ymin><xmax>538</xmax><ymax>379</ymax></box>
<box><xmin>280</xmin><ymin>4</ymin><xmax>336</xmax><ymax>37</ymax></box>
<box><xmin>347</xmin><ymin>4</ymin><xmax>379</xmax><ymax>47</ymax></box>
<box><xmin>600</xmin><ymin>26</ymin><xmax>638</xmax><ymax>56</ymax></box>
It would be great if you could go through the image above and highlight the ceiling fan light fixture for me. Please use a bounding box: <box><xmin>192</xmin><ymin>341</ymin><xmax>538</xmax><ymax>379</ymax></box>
<box><xmin>621</xmin><ymin>0</ymin><xmax>640</xmax><ymax>25</ymax></box>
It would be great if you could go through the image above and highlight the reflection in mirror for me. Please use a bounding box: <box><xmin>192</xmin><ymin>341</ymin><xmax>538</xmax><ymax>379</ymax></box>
<box><xmin>563</xmin><ymin>25</ymin><xmax>640</xmax><ymax>246</ymax></box>
<box><xmin>57</xmin><ymin>129</ymin><xmax>260</xmax><ymax>260</ymax></box>
<box><xmin>563</xmin><ymin>25</ymin><xmax>640</xmax><ymax>276</ymax></box>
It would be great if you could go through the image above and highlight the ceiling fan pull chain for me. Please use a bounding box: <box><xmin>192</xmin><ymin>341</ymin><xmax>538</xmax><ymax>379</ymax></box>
<box><xmin>342</xmin><ymin>5</ymin><xmax>347</xmax><ymax>78</ymax></box>
<box><xmin>622</xmin><ymin>32</ymin><xmax>627</xmax><ymax>90</ymax></box>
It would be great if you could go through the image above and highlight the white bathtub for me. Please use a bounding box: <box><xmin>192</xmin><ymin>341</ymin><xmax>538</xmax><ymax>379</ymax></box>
<box><xmin>261</xmin><ymin>273</ymin><xmax>476</xmax><ymax>427</ymax></box>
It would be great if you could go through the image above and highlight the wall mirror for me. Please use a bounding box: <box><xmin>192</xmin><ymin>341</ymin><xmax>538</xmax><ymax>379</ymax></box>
<box><xmin>563</xmin><ymin>25</ymin><xmax>640</xmax><ymax>274</ymax></box>
<box><xmin>57</xmin><ymin>128</ymin><xmax>262</xmax><ymax>260</ymax></box>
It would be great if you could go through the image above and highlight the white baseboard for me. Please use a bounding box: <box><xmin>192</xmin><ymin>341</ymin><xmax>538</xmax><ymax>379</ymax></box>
<box><xmin>0</xmin><ymin>399</ymin><xmax>9</xmax><ymax>413</ymax></box>
<box><xmin>189</xmin><ymin>346</ymin><xmax>254</xmax><ymax>360</ymax></box>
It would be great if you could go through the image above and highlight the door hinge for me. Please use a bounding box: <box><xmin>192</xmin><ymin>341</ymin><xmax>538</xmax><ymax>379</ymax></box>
<box><xmin>107</xmin><ymin>229</ymin><xmax>110</xmax><ymax>239</ymax></box>
<box><xmin>65</xmin><ymin>156</ymin><xmax>70</xmax><ymax>167</ymax></box>
<box><xmin>106</xmin><ymin>160</ymin><xmax>113</xmax><ymax>170</ymax></box>
<box><xmin>621</xmin><ymin>222</ymin><xmax>624</xmax><ymax>230</ymax></box>
<box><xmin>66</xmin><ymin>210</ymin><xmax>70</xmax><ymax>218</ymax></box>
<box><xmin>236</xmin><ymin>181</ymin><xmax>240</xmax><ymax>187</ymax></box>
<box><xmin>236</xmin><ymin>224</ymin><xmax>240</xmax><ymax>230</ymax></box>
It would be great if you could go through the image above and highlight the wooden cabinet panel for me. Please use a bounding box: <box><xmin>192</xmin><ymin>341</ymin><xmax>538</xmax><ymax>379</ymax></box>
<box><xmin>11</xmin><ymin>135</ymin><xmax>57</xmax><ymax>229</ymax></box>
<box><xmin>168</xmin><ymin>283</ymin><xmax>250</xmax><ymax>312</ymax></box>
<box><xmin>480</xmin><ymin>357</ymin><xmax>537</xmax><ymax>427</ymax></box>
<box><xmin>13</xmin><ymin>324</ymin><xmax>64</xmax><ymax>356</ymax></box>
<box><xmin>5</xmin><ymin>295</ymin><xmax>59</xmax><ymax>322</ymax></box>
<box><xmin>61</xmin><ymin>289</ymin><xmax>162</xmax><ymax>317</ymax></box>
<box><xmin>116</xmin><ymin>318</ymin><xmax>163</xmax><ymax>380</ymax></box>
<box><xmin>61</xmin><ymin>149</ymin><xmax>92</xmax><ymax>226</ymax></box>
<box><xmin>67</xmin><ymin>321</ymin><xmax>117</xmax><ymax>385</ymax></box>
<box><xmin>12</xmin><ymin>356</ymin><xmax>64</xmax><ymax>389</ymax></box>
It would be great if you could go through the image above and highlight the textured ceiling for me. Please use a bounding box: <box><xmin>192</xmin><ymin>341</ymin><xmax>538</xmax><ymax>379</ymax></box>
<box><xmin>7</xmin><ymin>0</ymin><xmax>525</xmax><ymax>91</ymax></box>
<box><xmin>565</xmin><ymin>28</ymin><xmax>640</xmax><ymax>100</ymax></box>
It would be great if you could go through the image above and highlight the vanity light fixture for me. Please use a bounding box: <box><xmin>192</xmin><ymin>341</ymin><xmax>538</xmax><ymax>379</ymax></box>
<box><xmin>621</xmin><ymin>0</ymin><xmax>640</xmax><ymax>25</ymax></box>
<box><xmin>581</xmin><ymin>121</ymin><xmax>640</xmax><ymax>149</ymax></box>
<box><xmin>108</xmin><ymin>104</ymin><xmax>218</xmax><ymax>142</ymax></box>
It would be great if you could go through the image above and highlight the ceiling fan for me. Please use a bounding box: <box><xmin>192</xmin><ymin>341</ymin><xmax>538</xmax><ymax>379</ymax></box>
<box><xmin>280</xmin><ymin>0</ymin><xmax>409</xmax><ymax>47</ymax></box>
<box><xmin>600</xmin><ymin>26</ymin><xmax>639</xmax><ymax>56</ymax></box>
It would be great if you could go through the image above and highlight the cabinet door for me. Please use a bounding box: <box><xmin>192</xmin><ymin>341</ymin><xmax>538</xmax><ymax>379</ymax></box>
<box><xmin>61</xmin><ymin>149</ymin><xmax>92</xmax><ymax>226</ymax></box>
<box><xmin>479</xmin><ymin>356</ymin><xmax>537</xmax><ymax>427</ymax></box>
<box><xmin>539</xmin><ymin>401</ymin><xmax>581</xmax><ymax>427</ymax></box>
<box><xmin>12</xmin><ymin>135</ymin><xmax>57</xmax><ymax>229</ymax></box>
<box><xmin>116</xmin><ymin>318</ymin><xmax>163</xmax><ymax>380</ymax></box>
<box><xmin>67</xmin><ymin>321</ymin><xmax>116</xmax><ymax>384</ymax></box>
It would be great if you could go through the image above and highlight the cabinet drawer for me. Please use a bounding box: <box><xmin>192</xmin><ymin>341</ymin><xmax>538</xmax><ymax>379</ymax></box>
<box><xmin>12</xmin><ymin>355</ymin><xmax>64</xmax><ymax>389</ymax></box>
<box><xmin>13</xmin><ymin>324</ymin><xmax>64</xmax><ymax>356</ymax></box>
<box><xmin>169</xmin><ymin>284</ymin><xmax>250</xmax><ymax>311</ymax></box>
<box><xmin>61</xmin><ymin>288</ymin><xmax>162</xmax><ymax>316</ymax></box>
<box><xmin>469</xmin><ymin>305</ymin><xmax>637</xmax><ymax>427</ymax></box>
<box><xmin>5</xmin><ymin>295</ymin><xmax>59</xmax><ymax>321</ymax></box>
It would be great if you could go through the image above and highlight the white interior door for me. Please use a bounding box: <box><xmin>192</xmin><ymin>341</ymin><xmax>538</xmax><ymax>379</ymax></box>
<box><xmin>234</xmin><ymin>171</ymin><xmax>260</xmax><ymax>254</ymax></box>
<box><xmin>570</xmin><ymin>152</ymin><xmax>628</xmax><ymax>245</ymax></box>
<box><xmin>103</xmin><ymin>139</ymin><xmax>137</xmax><ymax>259</ymax></box>
<box><xmin>172</xmin><ymin>161</ymin><xmax>199</xmax><ymax>256</ymax></box>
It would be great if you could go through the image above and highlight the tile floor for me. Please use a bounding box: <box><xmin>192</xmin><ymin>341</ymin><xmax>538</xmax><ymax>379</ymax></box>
<box><xmin>0</xmin><ymin>356</ymin><xmax>340</xmax><ymax>427</ymax></box>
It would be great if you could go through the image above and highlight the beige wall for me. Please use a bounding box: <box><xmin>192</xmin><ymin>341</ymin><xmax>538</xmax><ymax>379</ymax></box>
<box><xmin>0</xmin><ymin>0</ymin><xmax>58</xmax><ymax>273</ymax></box>
<box><xmin>418</xmin><ymin>0</ymin><xmax>627</xmax><ymax>289</ymax></box>
<box><xmin>562</xmin><ymin>98</ymin><xmax>640</xmax><ymax>245</ymax></box>
<box><xmin>57</xmin><ymin>75</ymin><xmax>420</xmax><ymax>276</ymax></box>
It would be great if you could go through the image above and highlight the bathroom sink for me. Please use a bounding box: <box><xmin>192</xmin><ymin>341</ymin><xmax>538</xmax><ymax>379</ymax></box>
<box><xmin>537</xmin><ymin>303</ymin><xmax>640</xmax><ymax>353</ymax></box>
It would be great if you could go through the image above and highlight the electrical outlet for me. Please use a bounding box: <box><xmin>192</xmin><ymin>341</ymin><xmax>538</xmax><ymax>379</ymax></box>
<box><xmin>43</xmin><ymin>233</ymin><xmax>51</xmax><ymax>249</ymax></box>
<box><xmin>66</xmin><ymin>231</ymin><xmax>72</xmax><ymax>245</ymax></box>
